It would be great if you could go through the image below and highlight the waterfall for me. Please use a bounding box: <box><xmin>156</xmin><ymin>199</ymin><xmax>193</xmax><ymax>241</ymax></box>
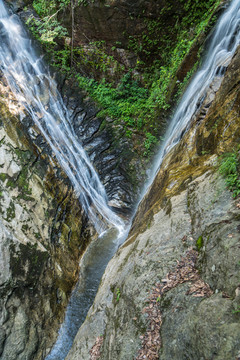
<box><xmin>147</xmin><ymin>0</ymin><xmax>240</xmax><ymax>187</ymax></box>
<box><xmin>0</xmin><ymin>0</ymin><xmax>124</xmax><ymax>235</ymax></box>
<box><xmin>0</xmin><ymin>2</ymin><xmax>126</xmax><ymax>358</ymax></box>
<box><xmin>0</xmin><ymin>0</ymin><xmax>239</xmax><ymax>359</ymax></box>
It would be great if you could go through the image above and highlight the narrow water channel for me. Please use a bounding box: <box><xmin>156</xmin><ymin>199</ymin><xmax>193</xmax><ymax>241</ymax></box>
<box><xmin>46</xmin><ymin>227</ymin><xmax>128</xmax><ymax>359</ymax></box>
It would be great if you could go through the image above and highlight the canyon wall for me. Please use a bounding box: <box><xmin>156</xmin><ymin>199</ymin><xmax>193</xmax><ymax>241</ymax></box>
<box><xmin>66</xmin><ymin>45</ymin><xmax>240</xmax><ymax>360</ymax></box>
<box><xmin>0</xmin><ymin>76</ymin><xmax>93</xmax><ymax>359</ymax></box>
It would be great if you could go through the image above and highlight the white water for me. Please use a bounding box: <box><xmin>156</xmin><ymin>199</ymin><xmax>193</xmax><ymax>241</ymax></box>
<box><xmin>0</xmin><ymin>2</ymin><xmax>126</xmax><ymax>359</ymax></box>
<box><xmin>0</xmin><ymin>0</ymin><xmax>124</xmax><ymax>235</ymax></box>
<box><xmin>146</xmin><ymin>0</ymin><xmax>240</xmax><ymax>191</ymax></box>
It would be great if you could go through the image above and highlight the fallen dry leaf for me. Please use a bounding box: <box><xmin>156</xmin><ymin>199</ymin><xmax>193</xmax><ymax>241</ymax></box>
<box><xmin>136</xmin><ymin>250</ymin><xmax>213</xmax><ymax>359</ymax></box>
<box><xmin>90</xmin><ymin>336</ymin><xmax>104</xmax><ymax>360</ymax></box>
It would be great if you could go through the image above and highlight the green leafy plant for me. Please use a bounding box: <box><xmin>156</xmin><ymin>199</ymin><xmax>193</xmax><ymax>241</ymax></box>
<box><xmin>26</xmin><ymin>14</ymin><xmax>68</xmax><ymax>44</ymax></box>
<box><xmin>24</xmin><ymin>0</ymin><xmax>222</xmax><ymax>158</ymax></box>
<box><xmin>232</xmin><ymin>306</ymin><xmax>240</xmax><ymax>314</ymax></box>
<box><xmin>116</xmin><ymin>288</ymin><xmax>121</xmax><ymax>302</ymax></box>
<box><xmin>219</xmin><ymin>151</ymin><xmax>240</xmax><ymax>198</ymax></box>
<box><xmin>144</xmin><ymin>132</ymin><xmax>158</xmax><ymax>156</ymax></box>
<box><xmin>76</xmin><ymin>73</ymin><xmax>149</xmax><ymax>131</ymax></box>
<box><xmin>26</xmin><ymin>0</ymin><xmax>70</xmax><ymax>45</ymax></box>
<box><xmin>196</xmin><ymin>235</ymin><xmax>204</xmax><ymax>251</ymax></box>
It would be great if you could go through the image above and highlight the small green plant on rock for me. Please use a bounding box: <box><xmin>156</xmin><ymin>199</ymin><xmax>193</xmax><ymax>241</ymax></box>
<box><xmin>116</xmin><ymin>288</ymin><xmax>121</xmax><ymax>302</ymax></box>
<box><xmin>196</xmin><ymin>235</ymin><xmax>203</xmax><ymax>251</ymax></box>
<box><xmin>232</xmin><ymin>306</ymin><xmax>240</xmax><ymax>314</ymax></box>
<box><xmin>219</xmin><ymin>151</ymin><xmax>240</xmax><ymax>198</ymax></box>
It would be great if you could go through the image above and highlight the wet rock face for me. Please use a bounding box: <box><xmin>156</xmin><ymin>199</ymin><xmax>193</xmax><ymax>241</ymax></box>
<box><xmin>66</xmin><ymin>46</ymin><xmax>240</xmax><ymax>360</ymax></box>
<box><xmin>69</xmin><ymin>0</ymin><xmax>164</xmax><ymax>47</ymax></box>
<box><xmin>61</xmin><ymin>0</ymin><xmax>192</xmax><ymax>61</ymax></box>
<box><xmin>0</xmin><ymin>82</ymin><xmax>92</xmax><ymax>359</ymax></box>
<box><xmin>58</xmin><ymin>78</ymin><xmax>143</xmax><ymax>215</ymax></box>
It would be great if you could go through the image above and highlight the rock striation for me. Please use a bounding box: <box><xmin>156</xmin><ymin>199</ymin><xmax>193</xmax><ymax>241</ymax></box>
<box><xmin>58</xmin><ymin>77</ymin><xmax>144</xmax><ymax>214</ymax></box>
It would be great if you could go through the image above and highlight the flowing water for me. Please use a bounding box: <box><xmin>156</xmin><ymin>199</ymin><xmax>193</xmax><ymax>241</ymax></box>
<box><xmin>0</xmin><ymin>0</ymin><xmax>240</xmax><ymax>359</ymax></box>
<box><xmin>0</xmin><ymin>1</ymin><xmax>126</xmax><ymax>358</ymax></box>
<box><xmin>45</xmin><ymin>0</ymin><xmax>240</xmax><ymax>357</ymax></box>
<box><xmin>0</xmin><ymin>0</ymin><xmax>124</xmax><ymax>235</ymax></box>
<box><xmin>45</xmin><ymin>227</ymin><xmax>128</xmax><ymax>360</ymax></box>
<box><xmin>146</xmin><ymin>0</ymin><xmax>240</xmax><ymax>190</ymax></box>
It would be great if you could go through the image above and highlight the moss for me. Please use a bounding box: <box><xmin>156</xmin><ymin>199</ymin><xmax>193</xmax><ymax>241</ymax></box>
<box><xmin>18</xmin><ymin>167</ymin><xmax>32</xmax><ymax>193</ymax></box>
<box><xmin>10</xmin><ymin>242</ymin><xmax>49</xmax><ymax>287</ymax></box>
<box><xmin>22</xmin><ymin>224</ymin><xmax>30</xmax><ymax>233</ymax></box>
<box><xmin>34</xmin><ymin>232</ymin><xmax>41</xmax><ymax>239</ymax></box>
<box><xmin>196</xmin><ymin>236</ymin><xmax>204</xmax><ymax>251</ymax></box>
<box><xmin>6</xmin><ymin>178</ymin><xmax>17</xmax><ymax>189</ymax></box>
<box><xmin>14</xmin><ymin>148</ymin><xmax>32</xmax><ymax>163</ymax></box>
<box><xmin>0</xmin><ymin>173</ymin><xmax>7</xmax><ymax>182</ymax></box>
<box><xmin>5</xmin><ymin>201</ymin><xmax>15</xmax><ymax>221</ymax></box>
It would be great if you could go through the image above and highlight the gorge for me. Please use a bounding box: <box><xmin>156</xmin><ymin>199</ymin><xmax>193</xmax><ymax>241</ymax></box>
<box><xmin>0</xmin><ymin>0</ymin><xmax>240</xmax><ymax>359</ymax></box>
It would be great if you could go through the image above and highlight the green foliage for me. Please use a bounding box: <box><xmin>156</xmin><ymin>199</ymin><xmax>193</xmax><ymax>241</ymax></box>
<box><xmin>33</xmin><ymin>0</ymin><xmax>70</xmax><ymax>15</ymax></box>
<box><xmin>26</xmin><ymin>14</ymin><xmax>68</xmax><ymax>45</ymax></box>
<box><xmin>51</xmin><ymin>47</ymin><xmax>72</xmax><ymax>73</ymax></box>
<box><xmin>232</xmin><ymin>306</ymin><xmax>240</xmax><ymax>314</ymax></box>
<box><xmin>128</xmin><ymin>0</ymin><xmax>221</xmax><ymax>113</ymax></box>
<box><xmin>76</xmin><ymin>73</ymin><xmax>151</xmax><ymax>143</ymax></box>
<box><xmin>219</xmin><ymin>152</ymin><xmax>240</xmax><ymax>198</ymax></box>
<box><xmin>144</xmin><ymin>133</ymin><xmax>157</xmax><ymax>156</ymax></box>
<box><xmin>72</xmin><ymin>41</ymin><xmax>125</xmax><ymax>77</ymax></box>
<box><xmin>25</xmin><ymin>0</ymin><xmax>221</xmax><ymax>157</ymax></box>
<box><xmin>0</xmin><ymin>173</ymin><xmax>7</xmax><ymax>182</ymax></box>
<box><xmin>26</xmin><ymin>0</ymin><xmax>69</xmax><ymax>45</ymax></box>
<box><xmin>115</xmin><ymin>288</ymin><xmax>121</xmax><ymax>302</ymax></box>
<box><xmin>196</xmin><ymin>236</ymin><xmax>203</xmax><ymax>251</ymax></box>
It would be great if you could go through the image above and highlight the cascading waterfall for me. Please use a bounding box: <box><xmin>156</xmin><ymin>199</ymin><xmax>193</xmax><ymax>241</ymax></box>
<box><xmin>0</xmin><ymin>2</ymin><xmax>125</xmax><ymax>358</ymax></box>
<box><xmin>0</xmin><ymin>0</ymin><xmax>124</xmax><ymax>235</ymax></box>
<box><xmin>147</xmin><ymin>0</ymin><xmax>240</xmax><ymax>187</ymax></box>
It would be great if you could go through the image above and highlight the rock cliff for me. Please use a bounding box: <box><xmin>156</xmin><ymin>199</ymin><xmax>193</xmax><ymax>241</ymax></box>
<box><xmin>0</xmin><ymin>77</ymin><xmax>93</xmax><ymax>359</ymax></box>
<box><xmin>66</xmin><ymin>44</ymin><xmax>240</xmax><ymax>360</ymax></box>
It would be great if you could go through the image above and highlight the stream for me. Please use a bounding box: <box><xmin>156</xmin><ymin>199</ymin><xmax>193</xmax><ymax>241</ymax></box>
<box><xmin>46</xmin><ymin>227</ymin><xmax>128</xmax><ymax>359</ymax></box>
